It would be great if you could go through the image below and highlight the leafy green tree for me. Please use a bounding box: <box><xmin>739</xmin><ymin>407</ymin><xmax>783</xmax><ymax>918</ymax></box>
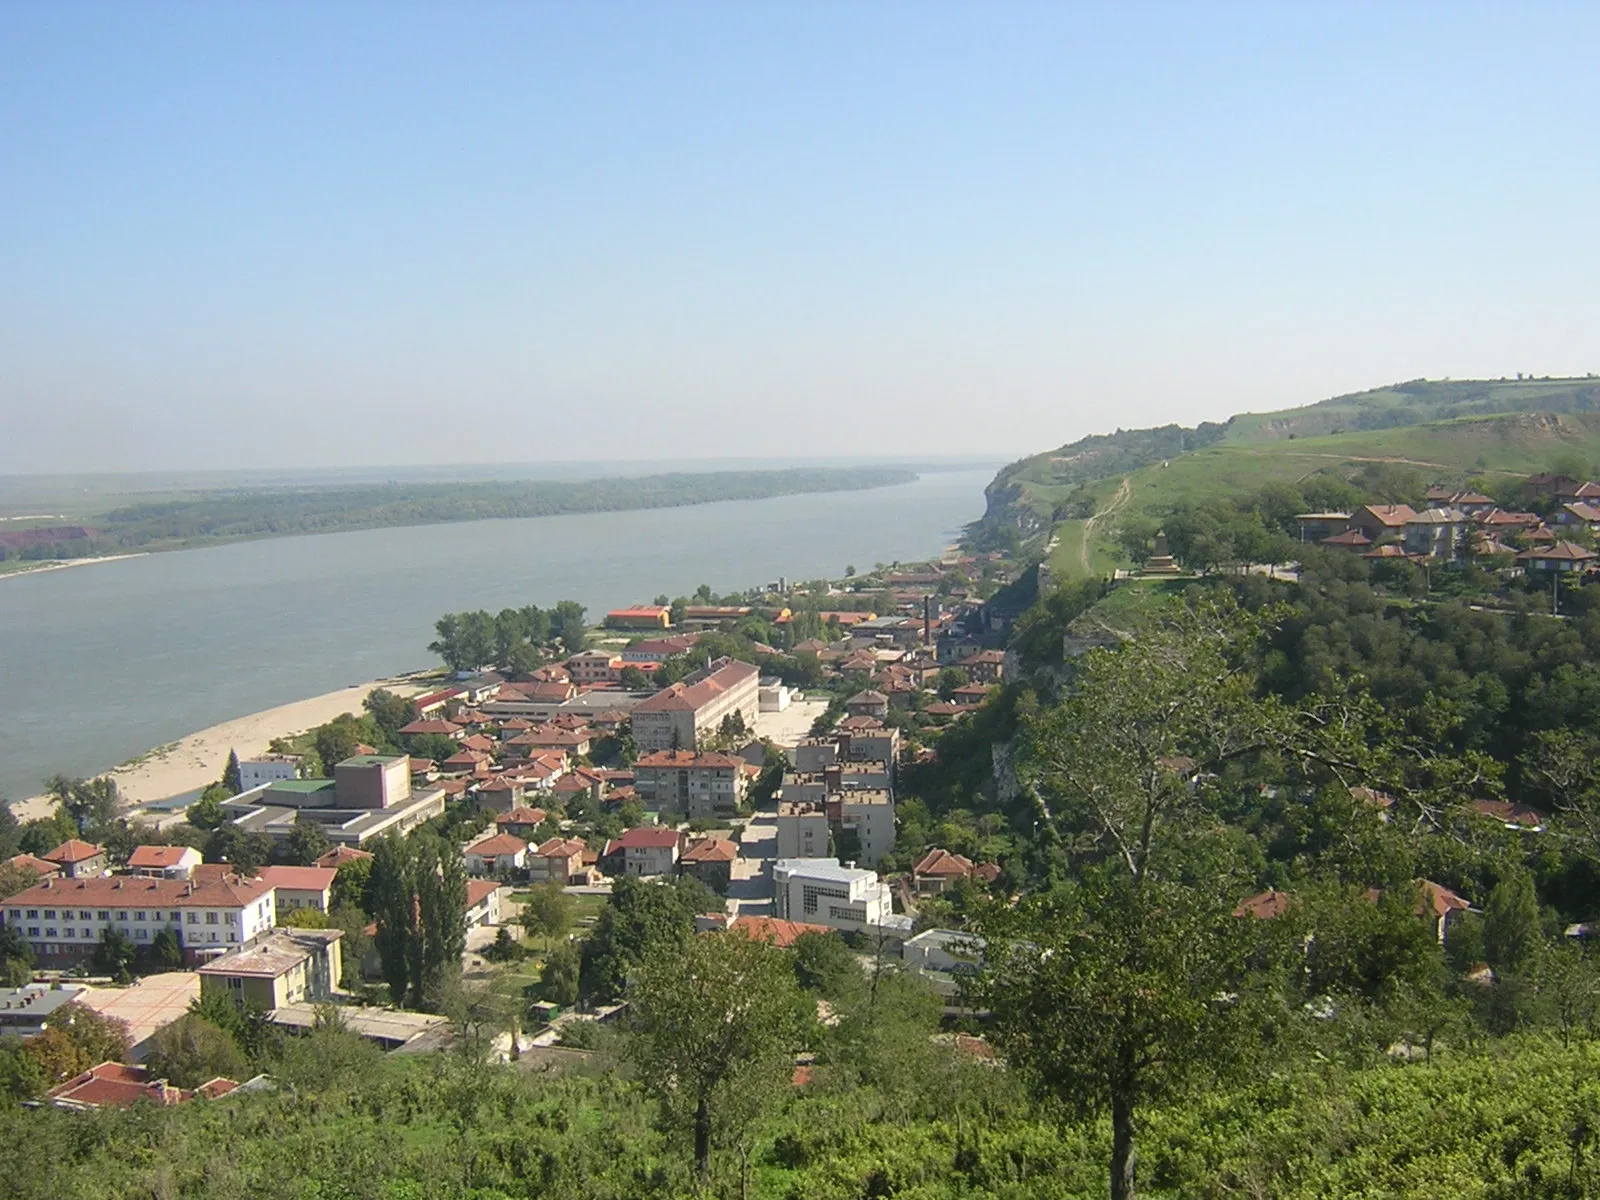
<box><xmin>0</xmin><ymin>800</ymin><xmax>19</xmax><ymax>861</ymax></box>
<box><xmin>519</xmin><ymin>883</ymin><xmax>573</xmax><ymax>951</ymax></box>
<box><xmin>142</xmin><ymin>928</ymin><xmax>184</xmax><ymax>973</ymax></box>
<box><xmin>579</xmin><ymin>875</ymin><xmax>697</xmax><ymax>1002</ymax></box>
<box><xmin>629</xmin><ymin>930</ymin><xmax>807</xmax><ymax>1183</ymax></box>
<box><xmin>791</xmin><ymin>930</ymin><xmax>861</xmax><ymax>1000</ymax></box>
<box><xmin>46</xmin><ymin>775</ymin><xmax>120</xmax><ymax>836</ymax></box>
<box><xmin>0</xmin><ymin>862</ymin><xmax>36</xmax><ymax>903</ymax></box>
<box><xmin>1484</xmin><ymin>869</ymin><xmax>1542</xmax><ymax>977</ymax></box>
<box><xmin>17</xmin><ymin>807</ymin><xmax>76</xmax><ymax>857</ymax></box>
<box><xmin>328</xmin><ymin>905</ymin><xmax>373</xmax><ymax>988</ymax></box>
<box><xmin>363</xmin><ymin>689</ymin><xmax>417</xmax><ymax>740</ymax></box>
<box><xmin>370</xmin><ymin>833</ymin><xmax>468</xmax><ymax>1010</ymax></box>
<box><xmin>280</xmin><ymin>907</ymin><xmax>330</xmax><ymax>929</ymax></box>
<box><xmin>554</xmin><ymin>600</ymin><xmax>588</xmax><ymax>656</ymax></box>
<box><xmin>541</xmin><ymin>941</ymin><xmax>581</xmax><ymax>1006</ymax></box>
<box><xmin>203</xmin><ymin>825</ymin><xmax>272</xmax><ymax>875</ymax></box>
<box><xmin>92</xmin><ymin>929</ymin><xmax>137</xmax><ymax>980</ymax></box>
<box><xmin>313</xmin><ymin>717</ymin><xmax>368</xmax><ymax>775</ymax></box>
<box><xmin>186</xmin><ymin>783</ymin><xmax>230</xmax><ymax>831</ymax></box>
<box><xmin>405</xmin><ymin>732</ymin><xmax>459</xmax><ymax>764</ymax></box>
<box><xmin>618</xmin><ymin>666</ymin><xmax>652</xmax><ymax>690</ymax></box>
<box><xmin>222</xmin><ymin>749</ymin><xmax>242</xmax><ymax>795</ymax></box>
<box><xmin>284</xmin><ymin>819</ymin><xmax>330</xmax><ymax>867</ymax></box>
<box><xmin>330</xmin><ymin>855</ymin><xmax>374</xmax><ymax>914</ymax></box>
<box><xmin>143</xmin><ymin>1013</ymin><xmax>248</xmax><ymax>1087</ymax></box>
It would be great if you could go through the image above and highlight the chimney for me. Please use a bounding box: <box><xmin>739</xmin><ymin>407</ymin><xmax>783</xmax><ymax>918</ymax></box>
<box><xmin>923</xmin><ymin>596</ymin><xmax>931</xmax><ymax>645</ymax></box>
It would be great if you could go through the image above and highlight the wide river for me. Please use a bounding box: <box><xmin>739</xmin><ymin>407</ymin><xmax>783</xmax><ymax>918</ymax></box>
<box><xmin>0</xmin><ymin>469</ymin><xmax>992</xmax><ymax>800</ymax></box>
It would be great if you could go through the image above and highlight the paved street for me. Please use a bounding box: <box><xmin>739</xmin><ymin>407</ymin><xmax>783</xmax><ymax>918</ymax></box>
<box><xmin>728</xmin><ymin>807</ymin><xmax>777</xmax><ymax>916</ymax></box>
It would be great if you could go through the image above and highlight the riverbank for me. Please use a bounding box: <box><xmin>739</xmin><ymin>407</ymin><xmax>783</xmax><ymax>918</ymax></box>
<box><xmin>11</xmin><ymin>675</ymin><xmax>428</xmax><ymax>823</ymax></box>
<box><xmin>0</xmin><ymin>553</ymin><xmax>148</xmax><ymax>581</ymax></box>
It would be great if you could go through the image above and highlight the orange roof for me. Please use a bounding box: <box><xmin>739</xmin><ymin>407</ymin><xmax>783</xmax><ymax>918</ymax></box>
<box><xmin>913</xmin><ymin>848</ymin><xmax>974</xmax><ymax>878</ymax></box>
<box><xmin>634</xmin><ymin>659</ymin><xmax>759</xmax><ymax>714</ymax></box>
<box><xmin>43</xmin><ymin>839</ymin><xmax>103</xmax><ymax>865</ymax></box>
<box><xmin>606</xmin><ymin>827</ymin><xmax>681</xmax><ymax>852</ymax></box>
<box><xmin>465</xmin><ymin>880</ymin><xmax>502</xmax><ymax>908</ymax></box>
<box><xmin>6</xmin><ymin>853</ymin><xmax>61</xmax><ymax>878</ymax></box>
<box><xmin>635</xmin><ymin>750</ymin><xmax>745</xmax><ymax>769</ymax></box>
<box><xmin>496</xmin><ymin>806</ymin><xmax>549</xmax><ymax>825</ymax></box>
<box><xmin>533</xmin><ymin>837</ymin><xmax>587</xmax><ymax>859</ymax></box>
<box><xmin>258</xmin><ymin>866</ymin><xmax>337</xmax><ymax>894</ymax></box>
<box><xmin>1233</xmin><ymin>889</ymin><xmax>1292</xmax><ymax>919</ymax></box>
<box><xmin>315</xmin><ymin>845</ymin><xmax>373</xmax><ymax>868</ymax></box>
<box><xmin>466</xmin><ymin>834</ymin><xmax>527</xmax><ymax>857</ymax></box>
<box><xmin>2</xmin><ymin>872</ymin><xmax>272</xmax><ymax>910</ymax></box>
<box><xmin>126</xmin><ymin>845</ymin><xmax>197</xmax><ymax>869</ymax></box>
<box><xmin>681</xmin><ymin>837</ymin><xmax>738</xmax><ymax>864</ymax></box>
<box><xmin>726</xmin><ymin>915</ymin><xmax>830</xmax><ymax>947</ymax></box>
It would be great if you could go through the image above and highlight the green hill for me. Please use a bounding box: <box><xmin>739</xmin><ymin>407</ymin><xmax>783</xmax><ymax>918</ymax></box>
<box><xmin>976</xmin><ymin>377</ymin><xmax>1600</xmax><ymax>579</ymax></box>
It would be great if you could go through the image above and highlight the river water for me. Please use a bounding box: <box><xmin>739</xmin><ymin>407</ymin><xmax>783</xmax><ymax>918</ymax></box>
<box><xmin>0</xmin><ymin>469</ymin><xmax>991</xmax><ymax>800</ymax></box>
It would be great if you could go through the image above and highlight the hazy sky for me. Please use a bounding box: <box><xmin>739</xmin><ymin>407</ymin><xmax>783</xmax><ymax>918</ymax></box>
<box><xmin>3</xmin><ymin>3</ymin><xmax>1598</xmax><ymax>473</ymax></box>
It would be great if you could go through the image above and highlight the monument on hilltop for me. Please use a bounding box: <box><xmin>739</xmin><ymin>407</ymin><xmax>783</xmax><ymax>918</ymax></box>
<box><xmin>1141</xmin><ymin>530</ymin><xmax>1181</xmax><ymax>575</ymax></box>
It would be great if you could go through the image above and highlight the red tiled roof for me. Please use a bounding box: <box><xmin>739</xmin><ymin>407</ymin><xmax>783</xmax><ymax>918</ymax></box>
<box><xmin>913</xmin><ymin>848</ymin><xmax>974</xmax><ymax>878</ymax></box>
<box><xmin>634</xmin><ymin>660</ymin><xmax>758</xmax><ymax>714</ymax></box>
<box><xmin>315</xmin><ymin>845</ymin><xmax>372</xmax><ymax>868</ymax></box>
<box><xmin>1519</xmin><ymin>540</ymin><xmax>1596</xmax><ymax>562</ymax></box>
<box><xmin>533</xmin><ymin>837</ymin><xmax>587</xmax><ymax>859</ymax></box>
<box><xmin>259</xmin><ymin>866</ymin><xmax>337</xmax><ymax>893</ymax></box>
<box><xmin>681</xmin><ymin>837</ymin><xmax>738</xmax><ymax>864</ymax></box>
<box><xmin>1</xmin><ymin>872</ymin><xmax>272</xmax><ymax>910</ymax></box>
<box><xmin>1233</xmin><ymin>889</ymin><xmax>1292</xmax><ymax>919</ymax></box>
<box><xmin>726</xmin><ymin>915</ymin><xmax>830</xmax><ymax>947</ymax></box>
<box><xmin>43</xmin><ymin>839</ymin><xmax>103</xmax><ymax>865</ymax></box>
<box><xmin>6</xmin><ymin>853</ymin><xmax>61</xmax><ymax>879</ymax></box>
<box><xmin>466</xmin><ymin>834</ymin><xmax>527</xmax><ymax>857</ymax></box>
<box><xmin>608</xmin><ymin>826</ymin><xmax>681</xmax><ymax>851</ymax></box>
<box><xmin>1470</xmin><ymin>799</ymin><xmax>1544</xmax><ymax>829</ymax></box>
<box><xmin>126</xmin><ymin>845</ymin><xmax>197</xmax><ymax>869</ymax></box>
<box><xmin>1321</xmin><ymin>528</ymin><xmax>1372</xmax><ymax>546</ymax></box>
<box><xmin>465</xmin><ymin>880</ymin><xmax>502</xmax><ymax>909</ymax></box>
<box><xmin>635</xmin><ymin>750</ymin><xmax>745</xmax><ymax>769</ymax></box>
<box><xmin>397</xmin><ymin>719</ymin><xmax>463</xmax><ymax>736</ymax></box>
<box><xmin>46</xmin><ymin>1061</ymin><xmax>208</xmax><ymax>1109</ymax></box>
<box><xmin>496</xmin><ymin>806</ymin><xmax>549</xmax><ymax>826</ymax></box>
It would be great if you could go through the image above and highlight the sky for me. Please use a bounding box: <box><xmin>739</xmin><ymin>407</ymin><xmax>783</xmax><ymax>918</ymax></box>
<box><xmin>2</xmin><ymin>2</ymin><xmax>1598</xmax><ymax>473</ymax></box>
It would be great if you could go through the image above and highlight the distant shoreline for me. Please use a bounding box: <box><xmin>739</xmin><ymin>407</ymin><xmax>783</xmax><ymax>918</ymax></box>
<box><xmin>10</xmin><ymin>674</ymin><xmax>430</xmax><ymax>823</ymax></box>
<box><xmin>0</xmin><ymin>552</ymin><xmax>148</xmax><ymax>582</ymax></box>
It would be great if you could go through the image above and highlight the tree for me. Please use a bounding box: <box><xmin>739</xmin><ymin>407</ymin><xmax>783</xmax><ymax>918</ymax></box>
<box><xmin>330</xmin><ymin>855</ymin><xmax>374</xmax><ymax>914</ymax></box>
<box><xmin>284</xmin><ymin>819</ymin><xmax>330</xmax><ymax>867</ymax></box>
<box><xmin>629</xmin><ymin>930</ymin><xmax>807</xmax><ymax>1183</ymax></box>
<box><xmin>0</xmin><ymin>862</ymin><xmax>36</xmax><ymax>903</ymax></box>
<box><xmin>370</xmin><ymin>833</ymin><xmax>468</xmax><ymax>1010</ymax></box>
<box><xmin>519</xmin><ymin>883</ymin><xmax>573</xmax><ymax>951</ymax></box>
<box><xmin>142</xmin><ymin>928</ymin><xmax>184</xmax><ymax>973</ymax></box>
<box><xmin>313</xmin><ymin>718</ymin><xmax>366</xmax><ymax>775</ymax></box>
<box><xmin>143</xmin><ymin>1013</ymin><xmax>248</xmax><ymax>1088</ymax></box>
<box><xmin>46</xmin><ymin>775</ymin><xmax>120</xmax><ymax>836</ymax></box>
<box><xmin>579</xmin><ymin>875</ymin><xmax>697</xmax><ymax>1003</ymax></box>
<box><xmin>203</xmin><ymin>825</ymin><xmax>272</xmax><ymax>875</ymax></box>
<box><xmin>222</xmin><ymin>749</ymin><xmax>243</xmax><ymax>795</ymax></box>
<box><xmin>92</xmin><ymin>929</ymin><xmax>137</xmax><ymax>980</ymax></box>
<box><xmin>1484</xmin><ymin>869</ymin><xmax>1542</xmax><ymax>977</ymax></box>
<box><xmin>791</xmin><ymin>930</ymin><xmax>861</xmax><ymax>1000</ymax></box>
<box><xmin>186</xmin><ymin>784</ymin><xmax>230</xmax><ymax>831</ymax></box>
<box><xmin>541</xmin><ymin>941</ymin><xmax>581</xmax><ymax>1006</ymax></box>
<box><xmin>364</xmin><ymin>689</ymin><xmax>416</xmax><ymax>740</ymax></box>
<box><xmin>280</xmin><ymin>906</ymin><xmax>330</xmax><ymax>929</ymax></box>
<box><xmin>618</xmin><ymin>666</ymin><xmax>651</xmax><ymax>690</ymax></box>
<box><xmin>553</xmin><ymin>600</ymin><xmax>588</xmax><ymax>657</ymax></box>
<box><xmin>0</xmin><ymin>800</ymin><xmax>21</xmax><ymax>861</ymax></box>
<box><xmin>23</xmin><ymin>1004</ymin><xmax>132</xmax><ymax>1084</ymax></box>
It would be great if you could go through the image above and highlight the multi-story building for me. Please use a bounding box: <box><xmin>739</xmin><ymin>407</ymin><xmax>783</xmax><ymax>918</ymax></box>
<box><xmin>258</xmin><ymin>866</ymin><xmax>336</xmax><ymax>913</ymax></box>
<box><xmin>41</xmin><ymin>840</ymin><xmax>107</xmax><ymax>879</ymax></box>
<box><xmin>633</xmin><ymin>750</ymin><xmax>750</xmax><ymax>817</ymax></box>
<box><xmin>198</xmin><ymin>927</ymin><xmax>343</xmax><ymax>1011</ymax></box>
<box><xmin>464</xmin><ymin>834</ymin><xmax>527</xmax><ymax>878</ymax></box>
<box><xmin>564</xmin><ymin>650</ymin><xmax>624</xmax><ymax>684</ymax></box>
<box><xmin>0</xmin><ymin>872</ymin><xmax>276</xmax><ymax>968</ymax></box>
<box><xmin>631</xmin><ymin>658</ymin><xmax>760</xmax><ymax>752</ymax></box>
<box><xmin>221</xmin><ymin>755</ymin><xmax>445</xmax><ymax>847</ymax></box>
<box><xmin>837</xmin><ymin>790</ymin><xmax>895</xmax><ymax>868</ymax></box>
<box><xmin>527</xmin><ymin>837</ymin><xmax>587</xmax><ymax>885</ymax></box>
<box><xmin>771</xmin><ymin>858</ymin><xmax>893</xmax><ymax>933</ymax></box>
<box><xmin>775</xmin><ymin>802</ymin><xmax>830</xmax><ymax>859</ymax></box>
<box><xmin>603</xmin><ymin>827</ymin><xmax>682</xmax><ymax>877</ymax></box>
<box><xmin>236</xmin><ymin>755</ymin><xmax>304</xmax><ymax>791</ymax></box>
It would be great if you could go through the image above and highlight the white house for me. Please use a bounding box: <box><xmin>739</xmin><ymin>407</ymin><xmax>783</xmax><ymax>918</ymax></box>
<box><xmin>464</xmin><ymin>834</ymin><xmax>528</xmax><ymax>877</ymax></box>
<box><xmin>771</xmin><ymin>858</ymin><xmax>893</xmax><ymax>932</ymax></box>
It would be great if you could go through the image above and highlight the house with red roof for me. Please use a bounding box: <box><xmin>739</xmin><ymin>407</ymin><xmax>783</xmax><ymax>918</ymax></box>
<box><xmin>45</xmin><ymin>1061</ymin><xmax>241</xmax><ymax>1111</ymax></box>
<box><xmin>606</xmin><ymin>605</ymin><xmax>671</xmax><ymax>630</ymax></box>
<box><xmin>679</xmin><ymin>837</ymin><xmax>738</xmax><ymax>893</ymax></box>
<box><xmin>127</xmin><ymin>845</ymin><xmax>203</xmax><ymax>880</ymax></box>
<box><xmin>397</xmin><ymin>718</ymin><xmax>465</xmax><ymax>739</ymax></box>
<box><xmin>631</xmin><ymin>658</ymin><xmax>760</xmax><ymax>753</ymax></box>
<box><xmin>464</xmin><ymin>833</ymin><xmax>528</xmax><ymax>878</ymax></box>
<box><xmin>1232</xmin><ymin>889</ymin><xmax>1292</xmax><ymax>919</ymax></box>
<box><xmin>911</xmin><ymin>848</ymin><xmax>976</xmax><ymax>895</ymax></box>
<box><xmin>314</xmin><ymin>845</ymin><xmax>372</xmax><ymax>870</ymax></box>
<box><xmin>602</xmin><ymin>827</ymin><xmax>682</xmax><ymax>877</ymax></box>
<box><xmin>42</xmin><ymin>839</ymin><xmax>107</xmax><ymax>879</ymax></box>
<box><xmin>259</xmin><ymin>865</ymin><xmax>337</xmax><ymax>914</ymax></box>
<box><xmin>528</xmin><ymin>837</ymin><xmax>588</xmax><ymax>885</ymax></box>
<box><xmin>724</xmin><ymin>915</ymin><xmax>830</xmax><ymax>947</ymax></box>
<box><xmin>493</xmin><ymin>806</ymin><xmax>549</xmax><ymax>839</ymax></box>
<box><xmin>5</xmin><ymin>853</ymin><xmax>61</xmax><ymax>882</ymax></box>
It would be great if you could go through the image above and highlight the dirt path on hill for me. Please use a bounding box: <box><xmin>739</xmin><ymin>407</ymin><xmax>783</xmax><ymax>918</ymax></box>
<box><xmin>1080</xmin><ymin>477</ymin><xmax>1131</xmax><ymax>573</ymax></box>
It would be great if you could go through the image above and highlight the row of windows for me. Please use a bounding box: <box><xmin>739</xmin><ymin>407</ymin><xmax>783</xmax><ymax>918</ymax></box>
<box><xmin>18</xmin><ymin>908</ymin><xmax>182</xmax><ymax>922</ymax></box>
<box><xmin>24</xmin><ymin>926</ymin><xmax>237</xmax><ymax>944</ymax></box>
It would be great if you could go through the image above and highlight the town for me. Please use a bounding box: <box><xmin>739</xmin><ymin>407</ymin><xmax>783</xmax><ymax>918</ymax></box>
<box><xmin>0</xmin><ymin>550</ymin><xmax>1019</xmax><ymax>1106</ymax></box>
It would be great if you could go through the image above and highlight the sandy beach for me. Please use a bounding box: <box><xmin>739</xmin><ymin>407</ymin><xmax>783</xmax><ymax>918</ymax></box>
<box><xmin>11</xmin><ymin>675</ymin><xmax>425</xmax><ymax>823</ymax></box>
<box><xmin>0</xmin><ymin>553</ymin><xmax>149</xmax><ymax>582</ymax></box>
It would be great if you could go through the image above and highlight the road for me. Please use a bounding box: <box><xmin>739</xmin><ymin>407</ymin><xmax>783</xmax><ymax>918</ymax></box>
<box><xmin>728</xmin><ymin>806</ymin><xmax>777</xmax><ymax>917</ymax></box>
<box><xmin>1079</xmin><ymin>477</ymin><xmax>1131</xmax><ymax>573</ymax></box>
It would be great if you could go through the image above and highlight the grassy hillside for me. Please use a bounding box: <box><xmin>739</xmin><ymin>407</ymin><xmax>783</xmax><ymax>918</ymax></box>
<box><xmin>984</xmin><ymin>378</ymin><xmax>1600</xmax><ymax>580</ymax></box>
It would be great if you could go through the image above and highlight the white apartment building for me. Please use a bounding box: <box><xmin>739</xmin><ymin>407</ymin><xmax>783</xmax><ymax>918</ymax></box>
<box><xmin>631</xmin><ymin>658</ymin><xmax>760</xmax><ymax>752</ymax></box>
<box><xmin>771</xmin><ymin>858</ymin><xmax>893</xmax><ymax>932</ymax></box>
<box><xmin>237</xmin><ymin>755</ymin><xmax>303</xmax><ymax>791</ymax></box>
<box><xmin>838</xmin><ymin>790</ymin><xmax>895</xmax><ymax>868</ymax></box>
<box><xmin>775</xmin><ymin>803</ymin><xmax>831</xmax><ymax>859</ymax></box>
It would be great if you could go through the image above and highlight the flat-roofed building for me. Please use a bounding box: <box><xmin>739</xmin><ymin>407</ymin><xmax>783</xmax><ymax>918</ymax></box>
<box><xmin>633</xmin><ymin>750</ymin><xmax>750</xmax><ymax>817</ymax></box>
<box><xmin>198</xmin><ymin>927</ymin><xmax>343</xmax><ymax>1011</ymax></box>
<box><xmin>771</xmin><ymin>858</ymin><xmax>893</xmax><ymax>932</ymax></box>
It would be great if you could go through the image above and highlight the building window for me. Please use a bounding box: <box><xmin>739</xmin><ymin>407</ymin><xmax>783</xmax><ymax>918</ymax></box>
<box><xmin>25</xmin><ymin>909</ymin><xmax>37</xmax><ymax>919</ymax></box>
<box><xmin>136</xmin><ymin>928</ymin><xmax>149</xmax><ymax>940</ymax></box>
<box><xmin>227</xmin><ymin>932</ymin><xmax>236</xmax><ymax>942</ymax></box>
<box><xmin>172</xmin><ymin>911</ymin><xmax>182</xmax><ymax>921</ymax></box>
<box><xmin>97</xmin><ymin>910</ymin><xmax>109</xmax><ymax>920</ymax></box>
<box><xmin>116</xmin><ymin>911</ymin><xmax>127</xmax><ymax>921</ymax></box>
<box><xmin>208</xmin><ymin>932</ymin><xmax>218</xmax><ymax>943</ymax></box>
<box><xmin>206</xmin><ymin>912</ymin><xmax>218</xmax><ymax>924</ymax></box>
<box><xmin>186</xmin><ymin>913</ymin><xmax>198</xmax><ymax>924</ymax></box>
<box><xmin>135</xmin><ymin>911</ymin><xmax>146</xmax><ymax>921</ymax></box>
<box><xmin>27</xmin><ymin>927</ymin><xmax>38</xmax><ymax>937</ymax></box>
<box><xmin>79</xmin><ymin>910</ymin><xmax>92</xmax><ymax>920</ymax></box>
<box><xmin>45</xmin><ymin>928</ymin><xmax>56</xmax><ymax>938</ymax></box>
